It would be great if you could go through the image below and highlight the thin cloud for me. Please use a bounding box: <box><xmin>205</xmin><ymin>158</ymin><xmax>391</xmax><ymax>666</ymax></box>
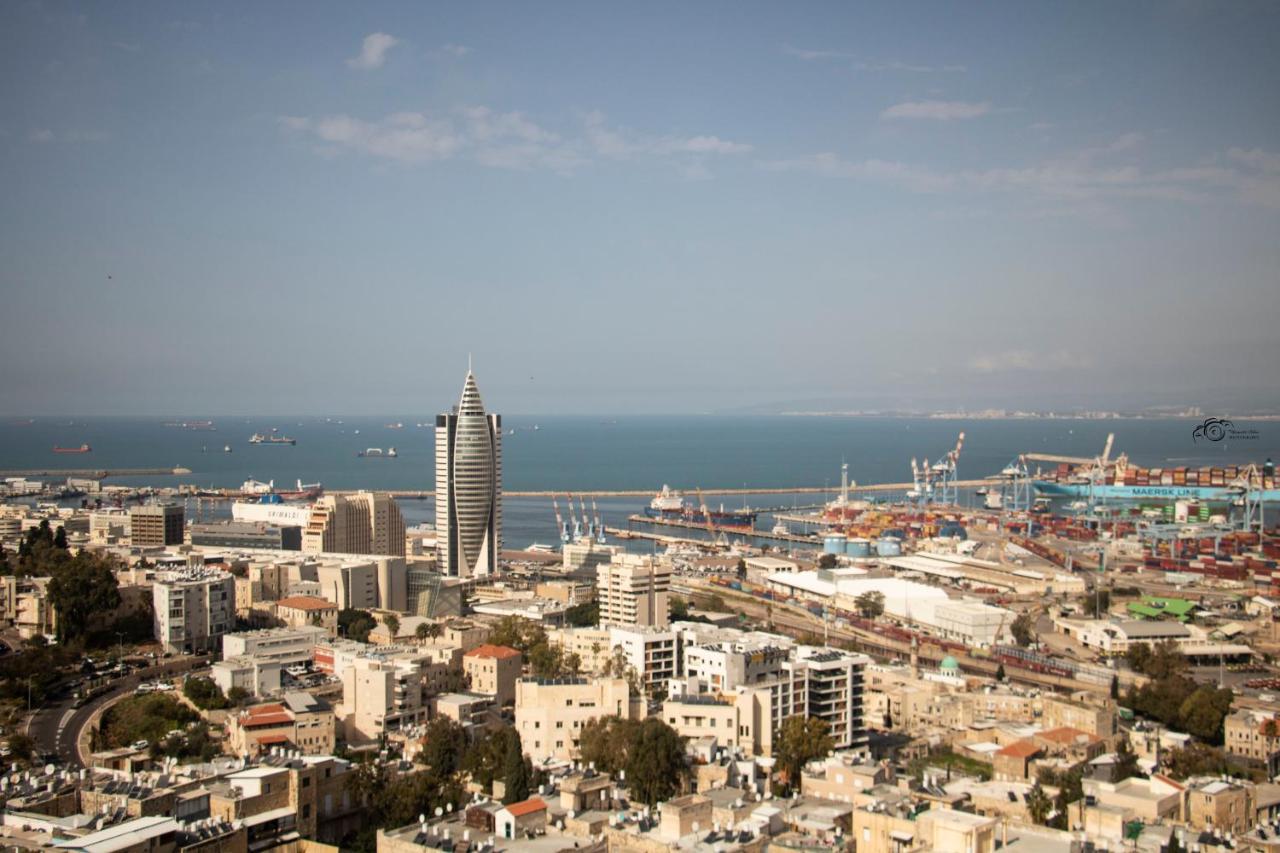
<box><xmin>760</xmin><ymin>143</ymin><xmax>1280</xmax><ymax>209</ymax></box>
<box><xmin>441</xmin><ymin>44</ymin><xmax>471</xmax><ymax>57</ymax></box>
<box><xmin>28</xmin><ymin>129</ymin><xmax>54</xmax><ymax>143</ymax></box>
<box><xmin>112</xmin><ymin>41</ymin><xmax>141</xmax><ymax>53</ymax></box>
<box><xmin>882</xmin><ymin>100</ymin><xmax>992</xmax><ymax>120</ymax></box>
<box><xmin>347</xmin><ymin>32</ymin><xmax>400</xmax><ymax>70</ymax></box>
<box><xmin>854</xmin><ymin>60</ymin><xmax>966</xmax><ymax>73</ymax></box>
<box><xmin>781</xmin><ymin>44</ymin><xmax>850</xmax><ymax>61</ymax></box>
<box><xmin>585</xmin><ymin>112</ymin><xmax>752</xmax><ymax>159</ymax></box>
<box><xmin>281</xmin><ymin>107</ymin><xmax>583</xmax><ymax>172</ymax></box>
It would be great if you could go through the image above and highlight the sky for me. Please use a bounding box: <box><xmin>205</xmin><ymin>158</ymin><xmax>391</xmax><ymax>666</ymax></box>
<box><xmin>1</xmin><ymin>1</ymin><xmax>1279</xmax><ymax>416</ymax></box>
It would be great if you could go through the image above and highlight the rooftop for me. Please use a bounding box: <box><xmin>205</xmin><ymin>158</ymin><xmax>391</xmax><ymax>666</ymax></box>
<box><xmin>503</xmin><ymin>796</ymin><xmax>547</xmax><ymax>817</ymax></box>
<box><xmin>275</xmin><ymin>595</ymin><xmax>336</xmax><ymax>611</ymax></box>
<box><xmin>464</xmin><ymin>643</ymin><xmax>522</xmax><ymax>660</ymax></box>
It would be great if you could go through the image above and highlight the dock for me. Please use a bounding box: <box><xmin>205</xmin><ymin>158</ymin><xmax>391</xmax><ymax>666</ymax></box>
<box><xmin>626</xmin><ymin>514</ymin><xmax>820</xmax><ymax>544</ymax></box>
<box><xmin>0</xmin><ymin>467</ymin><xmax>192</xmax><ymax>478</ymax></box>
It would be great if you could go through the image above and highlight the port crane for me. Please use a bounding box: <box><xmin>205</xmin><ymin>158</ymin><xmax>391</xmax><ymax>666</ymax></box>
<box><xmin>1229</xmin><ymin>463</ymin><xmax>1265</xmax><ymax>532</ymax></box>
<box><xmin>930</xmin><ymin>432</ymin><xmax>965</xmax><ymax>505</ymax></box>
<box><xmin>591</xmin><ymin>498</ymin><xmax>606</xmax><ymax>544</ymax></box>
<box><xmin>997</xmin><ymin>455</ymin><xmax>1034</xmax><ymax>513</ymax></box>
<box><xmin>552</xmin><ymin>496</ymin><xmax>571</xmax><ymax>544</ymax></box>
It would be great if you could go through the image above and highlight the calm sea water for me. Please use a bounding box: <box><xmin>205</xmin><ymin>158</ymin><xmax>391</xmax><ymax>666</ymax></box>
<box><xmin>2</xmin><ymin>415</ymin><xmax>1274</xmax><ymax>549</ymax></box>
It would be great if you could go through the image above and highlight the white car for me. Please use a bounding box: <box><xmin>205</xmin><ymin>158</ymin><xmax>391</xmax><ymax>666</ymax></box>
<box><xmin>131</xmin><ymin>740</ymin><xmax>149</xmax><ymax>751</ymax></box>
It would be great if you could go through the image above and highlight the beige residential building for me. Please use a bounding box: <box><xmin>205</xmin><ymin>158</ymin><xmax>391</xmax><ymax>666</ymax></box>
<box><xmin>1225</xmin><ymin>709</ymin><xmax>1280</xmax><ymax>777</ymax></box>
<box><xmin>802</xmin><ymin>756</ymin><xmax>893</xmax><ymax>805</ymax></box>
<box><xmin>224</xmin><ymin>693</ymin><xmax>336</xmax><ymax>757</ymax></box>
<box><xmin>515</xmin><ymin>676</ymin><xmax>637</xmax><ymax>764</ymax></box>
<box><xmin>340</xmin><ymin>655</ymin><xmax>427</xmax><ymax>744</ymax></box>
<box><xmin>596</xmin><ymin>554</ymin><xmax>671</xmax><ymax>627</ymax></box>
<box><xmin>1042</xmin><ymin>691</ymin><xmax>1117</xmax><ymax>739</ymax></box>
<box><xmin>462</xmin><ymin>644</ymin><xmax>523</xmax><ymax>705</ymax></box>
<box><xmin>273</xmin><ymin>595</ymin><xmax>338</xmax><ymax>636</ymax></box>
<box><xmin>303</xmin><ymin>492</ymin><xmax>405</xmax><ymax>556</ymax></box>
<box><xmin>549</xmin><ymin>626</ymin><xmax>613</xmax><ymax>674</ymax></box>
<box><xmin>661</xmin><ymin>689</ymin><xmax>775</xmax><ymax>757</ymax></box>
<box><xmin>1186</xmin><ymin>777</ymin><xmax>1255</xmax><ymax>835</ymax></box>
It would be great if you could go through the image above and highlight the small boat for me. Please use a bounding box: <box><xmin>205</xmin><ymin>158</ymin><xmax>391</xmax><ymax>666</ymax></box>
<box><xmin>223</xmin><ymin>445</ymin><xmax>232</xmax><ymax>453</ymax></box>
<box><xmin>771</xmin><ymin>521</ymin><xmax>788</xmax><ymax>536</ymax></box>
<box><xmin>357</xmin><ymin>447</ymin><xmax>397</xmax><ymax>458</ymax></box>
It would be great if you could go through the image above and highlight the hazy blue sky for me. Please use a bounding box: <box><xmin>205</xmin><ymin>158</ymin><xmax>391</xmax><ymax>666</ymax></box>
<box><xmin>2</xmin><ymin>1</ymin><xmax>1278</xmax><ymax>415</ymax></box>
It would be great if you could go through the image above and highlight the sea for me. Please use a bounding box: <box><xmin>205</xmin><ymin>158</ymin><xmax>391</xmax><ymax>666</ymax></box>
<box><xmin>2</xmin><ymin>415</ymin><xmax>1275</xmax><ymax>551</ymax></box>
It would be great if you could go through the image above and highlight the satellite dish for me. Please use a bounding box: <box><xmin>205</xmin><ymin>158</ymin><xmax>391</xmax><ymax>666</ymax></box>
<box><xmin>44</xmin><ymin>765</ymin><xmax>55</xmax><ymax>776</ymax></box>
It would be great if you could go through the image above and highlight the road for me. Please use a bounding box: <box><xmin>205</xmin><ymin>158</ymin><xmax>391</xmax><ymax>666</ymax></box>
<box><xmin>27</xmin><ymin>656</ymin><xmax>209</xmax><ymax>767</ymax></box>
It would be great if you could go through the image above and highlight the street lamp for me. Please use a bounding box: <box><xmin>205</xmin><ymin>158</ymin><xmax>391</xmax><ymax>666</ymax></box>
<box><xmin>116</xmin><ymin>632</ymin><xmax>126</xmax><ymax>663</ymax></box>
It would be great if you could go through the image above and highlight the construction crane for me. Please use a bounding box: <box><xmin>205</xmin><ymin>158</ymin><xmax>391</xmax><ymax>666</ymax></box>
<box><xmin>552</xmin><ymin>496</ymin><xmax>571</xmax><ymax>544</ymax></box>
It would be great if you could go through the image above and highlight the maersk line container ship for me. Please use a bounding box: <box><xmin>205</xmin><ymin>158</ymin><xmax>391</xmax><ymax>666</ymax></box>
<box><xmin>1034</xmin><ymin>460</ymin><xmax>1280</xmax><ymax>503</ymax></box>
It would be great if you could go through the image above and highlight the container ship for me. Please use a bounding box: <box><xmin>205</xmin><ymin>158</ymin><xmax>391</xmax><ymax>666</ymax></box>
<box><xmin>1034</xmin><ymin>459</ymin><xmax>1280</xmax><ymax>503</ymax></box>
<box><xmin>644</xmin><ymin>485</ymin><xmax>758</xmax><ymax>528</ymax></box>
<box><xmin>249</xmin><ymin>432</ymin><xmax>296</xmax><ymax>446</ymax></box>
<box><xmin>53</xmin><ymin>444</ymin><xmax>92</xmax><ymax>453</ymax></box>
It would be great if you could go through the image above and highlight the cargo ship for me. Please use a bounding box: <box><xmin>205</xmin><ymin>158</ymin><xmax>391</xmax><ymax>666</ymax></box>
<box><xmin>53</xmin><ymin>444</ymin><xmax>92</xmax><ymax>453</ymax></box>
<box><xmin>357</xmin><ymin>447</ymin><xmax>398</xmax><ymax>458</ymax></box>
<box><xmin>644</xmin><ymin>485</ymin><xmax>758</xmax><ymax>527</ymax></box>
<box><xmin>1034</xmin><ymin>460</ymin><xmax>1280</xmax><ymax>503</ymax></box>
<box><xmin>249</xmin><ymin>432</ymin><xmax>296</xmax><ymax>446</ymax></box>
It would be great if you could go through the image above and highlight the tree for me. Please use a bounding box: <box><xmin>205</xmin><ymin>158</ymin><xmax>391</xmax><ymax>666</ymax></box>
<box><xmin>775</xmin><ymin>716</ymin><xmax>833</xmax><ymax>787</ymax></box>
<box><xmin>995</xmin><ymin>663</ymin><xmax>1006</xmax><ymax>682</ymax></box>
<box><xmin>46</xmin><ymin>553</ymin><xmax>121</xmax><ymax>643</ymax></box>
<box><xmin>382</xmin><ymin>614</ymin><xmax>400</xmax><ymax>638</ymax></box>
<box><xmin>1011</xmin><ymin>613</ymin><xmax>1036</xmax><ymax>647</ymax></box>
<box><xmin>463</xmin><ymin>726</ymin><xmax>519</xmax><ymax>793</ymax></box>
<box><xmin>1165</xmin><ymin>743</ymin><xmax>1229</xmax><ymax>781</ymax></box>
<box><xmin>53</xmin><ymin>525</ymin><xmax>68</xmax><ymax>550</ymax></box>
<box><xmin>565</xmin><ymin>600</ymin><xmax>599</xmax><ymax>627</ymax></box>
<box><xmin>1081</xmin><ymin>587</ymin><xmax>1111</xmax><ymax>617</ymax></box>
<box><xmin>1027</xmin><ymin>782</ymin><xmax>1052</xmax><ymax>825</ymax></box>
<box><xmin>1110</xmin><ymin>674</ymin><xmax>1120</xmax><ymax>700</ymax></box>
<box><xmin>338</xmin><ymin>609</ymin><xmax>377</xmax><ymax>642</ymax></box>
<box><xmin>420</xmin><ymin>717</ymin><xmax>466</xmax><ymax>776</ymax></box>
<box><xmin>625</xmin><ymin>718</ymin><xmax>686</xmax><ymax>806</ymax></box>
<box><xmin>226</xmin><ymin>686</ymin><xmax>250</xmax><ymax>706</ymax></box>
<box><xmin>735</xmin><ymin>558</ymin><xmax>746</xmax><ymax>579</ymax></box>
<box><xmin>415</xmin><ymin>622</ymin><xmax>432</xmax><ymax>642</ymax></box>
<box><xmin>854</xmin><ymin>591</ymin><xmax>885</xmax><ymax>619</ymax></box>
<box><xmin>669</xmin><ymin>595</ymin><xmax>690</xmax><ymax>621</ymax></box>
<box><xmin>1114</xmin><ymin>737</ymin><xmax>1140</xmax><ymax>782</ymax></box>
<box><xmin>183</xmin><ymin>676</ymin><xmax>229</xmax><ymax>710</ymax></box>
<box><xmin>1126</xmin><ymin>642</ymin><xmax>1152</xmax><ymax>674</ymax></box>
<box><xmin>579</xmin><ymin>716</ymin><xmax>643</xmax><ymax>776</ymax></box>
<box><xmin>1178</xmin><ymin>685</ymin><xmax>1233</xmax><ymax>744</ymax></box>
<box><xmin>502</xmin><ymin>731</ymin><xmax>531</xmax><ymax>804</ymax></box>
<box><xmin>817</xmin><ymin>553</ymin><xmax>838</xmax><ymax>569</ymax></box>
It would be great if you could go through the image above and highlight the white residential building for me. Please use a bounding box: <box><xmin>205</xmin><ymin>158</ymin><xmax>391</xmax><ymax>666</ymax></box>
<box><xmin>152</xmin><ymin>567</ymin><xmax>236</xmax><ymax>655</ymax></box>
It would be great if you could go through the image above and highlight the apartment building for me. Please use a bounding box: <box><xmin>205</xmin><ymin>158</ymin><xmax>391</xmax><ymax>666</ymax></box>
<box><xmin>152</xmin><ymin>567</ymin><xmax>235</xmax><ymax>655</ymax></box>
<box><xmin>515</xmin><ymin>677</ymin><xmax>637</xmax><ymax>764</ymax></box>
<box><xmin>303</xmin><ymin>492</ymin><xmax>405</xmax><ymax>557</ymax></box>
<box><xmin>273</xmin><ymin>596</ymin><xmax>338</xmax><ymax>636</ymax></box>
<box><xmin>596</xmin><ymin>554</ymin><xmax>671</xmax><ymax>627</ymax></box>
<box><xmin>340</xmin><ymin>655</ymin><xmax>428</xmax><ymax>744</ymax></box>
<box><xmin>608</xmin><ymin>625</ymin><xmax>678</xmax><ymax>693</ymax></box>
<box><xmin>225</xmin><ymin>693</ymin><xmax>336</xmax><ymax>757</ymax></box>
<box><xmin>462</xmin><ymin>644</ymin><xmax>523</xmax><ymax>705</ymax></box>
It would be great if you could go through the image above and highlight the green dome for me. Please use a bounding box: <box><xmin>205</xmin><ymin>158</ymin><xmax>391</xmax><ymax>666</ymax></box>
<box><xmin>940</xmin><ymin>655</ymin><xmax>960</xmax><ymax>672</ymax></box>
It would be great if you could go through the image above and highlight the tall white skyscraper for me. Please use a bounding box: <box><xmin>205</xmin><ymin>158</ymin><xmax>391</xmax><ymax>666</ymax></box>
<box><xmin>435</xmin><ymin>369</ymin><xmax>502</xmax><ymax>577</ymax></box>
